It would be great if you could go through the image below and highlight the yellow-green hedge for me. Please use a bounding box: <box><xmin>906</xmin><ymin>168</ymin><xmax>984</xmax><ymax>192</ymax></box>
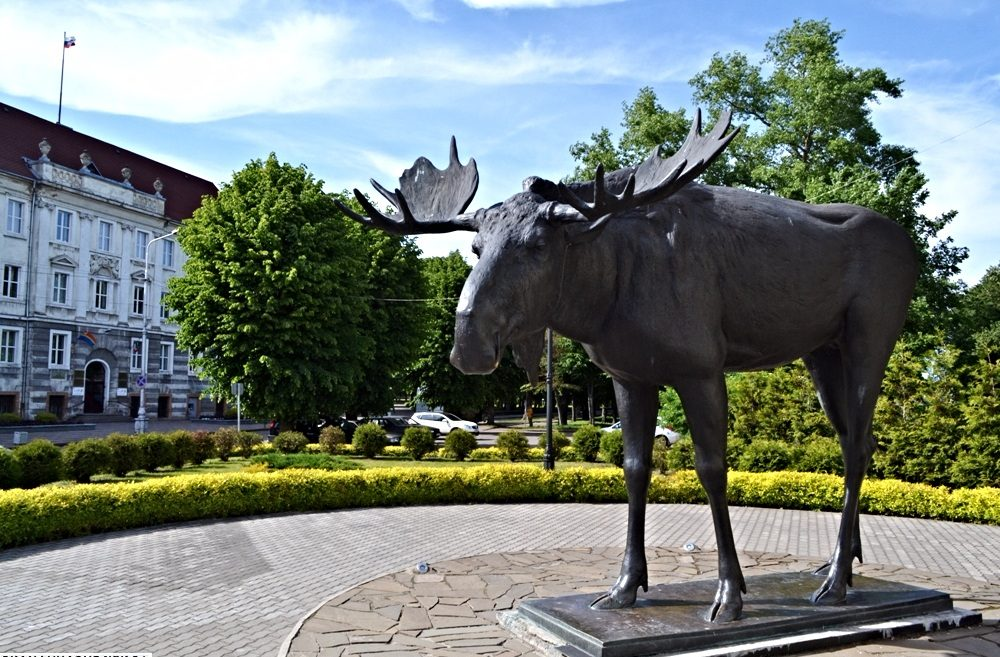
<box><xmin>0</xmin><ymin>467</ymin><xmax>997</xmax><ymax>549</ymax></box>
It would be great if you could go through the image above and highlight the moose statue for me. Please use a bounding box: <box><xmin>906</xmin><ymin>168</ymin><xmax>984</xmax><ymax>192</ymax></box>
<box><xmin>340</xmin><ymin>109</ymin><xmax>918</xmax><ymax>623</ymax></box>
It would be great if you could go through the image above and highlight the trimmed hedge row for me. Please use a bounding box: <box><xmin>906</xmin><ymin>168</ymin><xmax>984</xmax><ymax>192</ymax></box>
<box><xmin>0</xmin><ymin>467</ymin><xmax>997</xmax><ymax>549</ymax></box>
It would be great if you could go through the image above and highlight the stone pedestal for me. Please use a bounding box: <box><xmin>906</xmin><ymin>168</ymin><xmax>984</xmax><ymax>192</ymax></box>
<box><xmin>508</xmin><ymin>572</ymin><xmax>981</xmax><ymax>657</ymax></box>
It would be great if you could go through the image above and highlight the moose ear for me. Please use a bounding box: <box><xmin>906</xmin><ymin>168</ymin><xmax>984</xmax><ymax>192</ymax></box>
<box><xmin>547</xmin><ymin>203</ymin><xmax>614</xmax><ymax>245</ymax></box>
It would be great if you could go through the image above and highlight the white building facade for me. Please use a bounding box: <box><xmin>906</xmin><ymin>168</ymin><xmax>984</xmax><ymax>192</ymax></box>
<box><xmin>0</xmin><ymin>103</ymin><xmax>218</xmax><ymax>420</ymax></box>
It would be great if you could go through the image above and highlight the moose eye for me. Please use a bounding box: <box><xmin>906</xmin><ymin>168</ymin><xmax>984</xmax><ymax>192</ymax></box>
<box><xmin>471</xmin><ymin>241</ymin><xmax>482</xmax><ymax>258</ymax></box>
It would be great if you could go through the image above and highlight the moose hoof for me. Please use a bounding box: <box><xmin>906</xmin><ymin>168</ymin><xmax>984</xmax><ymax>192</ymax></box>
<box><xmin>810</xmin><ymin>579</ymin><xmax>847</xmax><ymax>606</ymax></box>
<box><xmin>706</xmin><ymin>599</ymin><xmax>743</xmax><ymax>623</ymax></box>
<box><xmin>590</xmin><ymin>587</ymin><xmax>637</xmax><ymax>610</ymax></box>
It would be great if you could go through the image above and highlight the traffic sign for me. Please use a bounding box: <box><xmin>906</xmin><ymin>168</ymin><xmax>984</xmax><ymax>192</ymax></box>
<box><xmin>137</xmin><ymin>374</ymin><xmax>146</xmax><ymax>388</ymax></box>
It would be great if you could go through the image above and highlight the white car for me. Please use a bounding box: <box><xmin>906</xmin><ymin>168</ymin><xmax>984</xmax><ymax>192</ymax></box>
<box><xmin>411</xmin><ymin>411</ymin><xmax>480</xmax><ymax>435</ymax></box>
<box><xmin>603</xmin><ymin>421</ymin><xmax>681</xmax><ymax>445</ymax></box>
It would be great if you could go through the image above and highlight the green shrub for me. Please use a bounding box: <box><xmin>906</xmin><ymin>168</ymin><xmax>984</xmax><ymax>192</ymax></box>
<box><xmin>0</xmin><ymin>468</ymin><xmax>997</xmax><ymax>550</ymax></box>
<box><xmin>167</xmin><ymin>431</ymin><xmax>197</xmax><ymax>469</ymax></box>
<box><xmin>537</xmin><ymin>430</ymin><xmax>570</xmax><ymax>458</ymax></box>
<box><xmin>249</xmin><ymin>453</ymin><xmax>364</xmax><ymax>471</ymax></box>
<box><xmin>468</xmin><ymin>447</ymin><xmax>503</xmax><ymax>461</ymax></box>
<box><xmin>572</xmin><ymin>425</ymin><xmax>602</xmax><ymax>462</ymax></box>
<box><xmin>319</xmin><ymin>426</ymin><xmax>346</xmax><ymax>454</ymax></box>
<box><xmin>213</xmin><ymin>428</ymin><xmax>238</xmax><ymax>461</ymax></box>
<box><xmin>0</xmin><ymin>412</ymin><xmax>22</xmax><ymax>425</ymax></box>
<box><xmin>34</xmin><ymin>411</ymin><xmax>59</xmax><ymax>423</ymax></box>
<box><xmin>273</xmin><ymin>431</ymin><xmax>308</xmax><ymax>454</ymax></box>
<box><xmin>104</xmin><ymin>433</ymin><xmax>142</xmax><ymax>477</ymax></box>
<box><xmin>795</xmin><ymin>438</ymin><xmax>844</xmax><ymax>475</ymax></box>
<box><xmin>13</xmin><ymin>439</ymin><xmax>63</xmax><ymax>488</ymax></box>
<box><xmin>496</xmin><ymin>430</ymin><xmax>529</xmax><ymax>461</ymax></box>
<box><xmin>137</xmin><ymin>433</ymin><xmax>176</xmax><ymax>472</ymax></box>
<box><xmin>352</xmin><ymin>423</ymin><xmax>387</xmax><ymax>458</ymax></box>
<box><xmin>599</xmin><ymin>429</ymin><xmax>624</xmax><ymax>467</ymax></box>
<box><xmin>664</xmin><ymin>435</ymin><xmax>696</xmax><ymax>470</ymax></box>
<box><xmin>0</xmin><ymin>448</ymin><xmax>22</xmax><ymax>489</ymax></box>
<box><xmin>652</xmin><ymin>436</ymin><xmax>670</xmax><ymax>474</ymax></box>
<box><xmin>62</xmin><ymin>439</ymin><xmax>113</xmax><ymax>483</ymax></box>
<box><xmin>401</xmin><ymin>426</ymin><xmax>435</xmax><ymax>460</ymax></box>
<box><xmin>190</xmin><ymin>431</ymin><xmax>216</xmax><ymax>465</ymax></box>
<box><xmin>736</xmin><ymin>439</ymin><xmax>795</xmax><ymax>473</ymax></box>
<box><xmin>444</xmin><ymin>429</ymin><xmax>478</xmax><ymax>460</ymax></box>
<box><xmin>236</xmin><ymin>430</ymin><xmax>261</xmax><ymax>458</ymax></box>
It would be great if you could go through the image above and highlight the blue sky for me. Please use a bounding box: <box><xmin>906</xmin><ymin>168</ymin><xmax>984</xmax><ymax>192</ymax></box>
<box><xmin>2</xmin><ymin>0</ymin><xmax>999</xmax><ymax>283</ymax></box>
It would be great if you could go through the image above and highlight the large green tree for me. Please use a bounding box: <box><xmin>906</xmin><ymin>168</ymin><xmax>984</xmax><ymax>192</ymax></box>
<box><xmin>344</xmin><ymin>225</ymin><xmax>428</xmax><ymax>417</ymax></box>
<box><xmin>169</xmin><ymin>155</ymin><xmax>370</xmax><ymax>424</ymax></box>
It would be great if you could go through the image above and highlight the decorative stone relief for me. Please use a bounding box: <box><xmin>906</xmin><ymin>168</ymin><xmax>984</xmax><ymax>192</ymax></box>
<box><xmin>153</xmin><ymin>178</ymin><xmax>164</xmax><ymax>198</ymax></box>
<box><xmin>90</xmin><ymin>254</ymin><xmax>121</xmax><ymax>278</ymax></box>
<box><xmin>121</xmin><ymin>167</ymin><xmax>133</xmax><ymax>188</ymax></box>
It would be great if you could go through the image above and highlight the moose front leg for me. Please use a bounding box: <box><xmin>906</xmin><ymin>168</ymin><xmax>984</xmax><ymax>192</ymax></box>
<box><xmin>591</xmin><ymin>380</ymin><xmax>658</xmax><ymax>610</ymax></box>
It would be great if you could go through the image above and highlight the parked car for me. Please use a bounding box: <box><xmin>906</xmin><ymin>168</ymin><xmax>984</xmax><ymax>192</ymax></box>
<box><xmin>602</xmin><ymin>421</ymin><xmax>681</xmax><ymax>445</ymax></box>
<box><xmin>369</xmin><ymin>416</ymin><xmax>439</xmax><ymax>445</ymax></box>
<box><xmin>411</xmin><ymin>411</ymin><xmax>480</xmax><ymax>435</ymax></box>
<box><xmin>268</xmin><ymin>417</ymin><xmax>358</xmax><ymax>441</ymax></box>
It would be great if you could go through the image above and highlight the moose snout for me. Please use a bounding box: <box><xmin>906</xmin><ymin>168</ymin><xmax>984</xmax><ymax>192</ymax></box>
<box><xmin>450</xmin><ymin>311</ymin><xmax>501</xmax><ymax>375</ymax></box>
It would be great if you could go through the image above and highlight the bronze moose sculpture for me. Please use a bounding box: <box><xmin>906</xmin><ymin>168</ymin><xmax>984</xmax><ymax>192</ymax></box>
<box><xmin>340</xmin><ymin>109</ymin><xmax>918</xmax><ymax>622</ymax></box>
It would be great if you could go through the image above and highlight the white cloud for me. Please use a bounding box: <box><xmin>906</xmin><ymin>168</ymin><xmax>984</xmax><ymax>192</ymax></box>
<box><xmin>392</xmin><ymin>0</ymin><xmax>438</xmax><ymax>20</ymax></box>
<box><xmin>872</xmin><ymin>83</ymin><xmax>1000</xmax><ymax>282</ymax></box>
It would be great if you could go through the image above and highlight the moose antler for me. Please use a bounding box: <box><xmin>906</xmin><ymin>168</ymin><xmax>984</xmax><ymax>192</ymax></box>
<box><xmin>337</xmin><ymin>137</ymin><xmax>480</xmax><ymax>234</ymax></box>
<box><xmin>557</xmin><ymin>109</ymin><xmax>739</xmax><ymax>221</ymax></box>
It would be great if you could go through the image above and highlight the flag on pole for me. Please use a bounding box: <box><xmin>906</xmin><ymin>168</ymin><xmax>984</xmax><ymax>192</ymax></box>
<box><xmin>64</xmin><ymin>35</ymin><xmax>76</xmax><ymax>48</ymax></box>
<box><xmin>77</xmin><ymin>331</ymin><xmax>97</xmax><ymax>348</ymax></box>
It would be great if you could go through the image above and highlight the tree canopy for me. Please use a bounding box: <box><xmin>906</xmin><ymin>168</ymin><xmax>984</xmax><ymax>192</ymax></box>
<box><xmin>169</xmin><ymin>155</ymin><xmax>423</xmax><ymax>423</ymax></box>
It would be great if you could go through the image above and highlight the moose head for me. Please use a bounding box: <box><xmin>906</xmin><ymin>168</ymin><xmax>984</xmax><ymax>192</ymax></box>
<box><xmin>339</xmin><ymin>109</ymin><xmax>739</xmax><ymax>378</ymax></box>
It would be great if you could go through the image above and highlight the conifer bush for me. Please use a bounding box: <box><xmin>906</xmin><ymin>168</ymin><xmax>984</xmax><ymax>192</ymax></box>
<box><xmin>273</xmin><ymin>431</ymin><xmax>308</xmax><ymax>454</ymax></box>
<box><xmin>401</xmin><ymin>426</ymin><xmax>435</xmax><ymax>460</ymax></box>
<box><xmin>572</xmin><ymin>424</ymin><xmax>602</xmax><ymax>462</ymax></box>
<box><xmin>352</xmin><ymin>422</ymin><xmax>387</xmax><ymax>458</ymax></box>
<box><xmin>213</xmin><ymin>428</ymin><xmax>238</xmax><ymax>461</ymax></box>
<box><xmin>12</xmin><ymin>439</ymin><xmax>63</xmax><ymax>488</ymax></box>
<box><xmin>137</xmin><ymin>433</ymin><xmax>175</xmax><ymax>472</ymax></box>
<box><xmin>599</xmin><ymin>429</ymin><xmax>624</xmax><ymax>467</ymax></box>
<box><xmin>190</xmin><ymin>431</ymin><xmax>216</xmax><ymax>465</ymax></box>
<box><xmin>496</xmin><ymin>429</ymin><xmax>529</xmax><ymax>461</ymax></box>
<box><xmin>62</xmin><ymin>439</ymin><xmax>113</xmax><ymax>483</ymax></box>
<box><xmin>104</xmin><ymin>433</ymin><xmax>143</xmax><ymax>477</ymax></box>
<box><xmin>537</xmin><ymin>430</ymin><xmax>570</xmax><ymax>458</ymax></box>
<box><xmin>0</xmin><ymin>447</ymin><xmax>21</xmax><ymax>489</ymax></box>
<box><xmin>319</xmin><ymin>426</ymin><xmax>346</xmax><ymax>454</ymax></box>
<box><xmin>444</xmin><ymin>429</ymin><xmax>477</xmax><ymax>461</ymax></box>
<box><xmin>167</xmin><ymin>431</ymin><xmax>197</xmax><ymax>469</ymax></box>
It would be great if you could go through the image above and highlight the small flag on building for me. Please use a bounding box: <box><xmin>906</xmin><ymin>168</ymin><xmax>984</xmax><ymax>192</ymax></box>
<box><xmin>64</xmin><ymin>35</ymin><xmax>76</xmax><ymax>48</ymax></box>
<box><xmin>77</xmin><ymin>330</ymin><xmax>96</xmax><ymax>348</ymax></box>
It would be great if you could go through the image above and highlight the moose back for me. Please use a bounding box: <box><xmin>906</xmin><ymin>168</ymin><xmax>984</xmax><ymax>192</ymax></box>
<box><xmin>340</xmin><ymin>110</ymin><xmax>918</xmax><ymax>622</ymax></box>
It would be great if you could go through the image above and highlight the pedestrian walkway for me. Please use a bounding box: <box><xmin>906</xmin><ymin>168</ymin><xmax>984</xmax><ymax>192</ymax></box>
<box><xmin>0</xmin><ymin>504</ymin><xmax>997</xmax><ymax>657</ymax></box>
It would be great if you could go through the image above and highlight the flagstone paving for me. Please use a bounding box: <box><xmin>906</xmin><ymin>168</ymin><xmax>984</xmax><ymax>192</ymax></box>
<box><xmin>0</xmin><ymin>504</ymin><xmax>998</xmax><ymax>656</ymax></box>
<box><xmin>281</xmin><ymin>547</ymin><xmax>1000</xmax><ymax>657</ymax></box>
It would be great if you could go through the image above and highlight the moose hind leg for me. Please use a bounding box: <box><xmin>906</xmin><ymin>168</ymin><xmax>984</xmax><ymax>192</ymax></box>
<box><xmin>809</xmin><ymin>338</ymin><xmax>890</xmax><ymax>606</ymax></box>
<box><xmin>676</xmin><ymin>375</ymin><xmax>745</xmax><ymax>622</ymax></box>
<box><xmin>590</xmin><ymin>380</ymin><xmax>658</xmax><ymax>610</ymax></box>
<box><xmin>803</xmin><ymin>346</ymin><xmax>864</xmax><ymax>576</ymax></box>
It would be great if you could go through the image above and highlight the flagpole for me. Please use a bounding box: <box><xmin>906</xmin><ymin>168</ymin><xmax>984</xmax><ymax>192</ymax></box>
<box><xmin>58</xmin><ymin>31</ymin><xmax>66</xmax><ymax>124</ymax></box>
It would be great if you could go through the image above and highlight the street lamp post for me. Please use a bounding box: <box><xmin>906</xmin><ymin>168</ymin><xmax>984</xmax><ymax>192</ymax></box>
<box><xmin>135</xmin><ymin>228</ymin><xmax>178</xmax><ymax>434</ymax></box>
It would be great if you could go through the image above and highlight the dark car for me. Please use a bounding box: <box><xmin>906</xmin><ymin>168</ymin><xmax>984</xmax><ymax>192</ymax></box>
<box><xmin>268</xmin><ymin>417</ymin><xmax>358</xmax><ymax>441</ymax></box>
<box><xmin>369</xmin><ymin>416</ymin><xmax>439</xmax><ymax>445</ymax></box>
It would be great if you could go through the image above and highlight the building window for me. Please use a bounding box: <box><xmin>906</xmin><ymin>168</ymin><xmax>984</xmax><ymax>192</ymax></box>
<box><xmin>55</xmin><ymin>209</ymin><xmax>72</xmax><ymax>242</ymax></box>
<box><xmin>94</xmin><ymin>279</ymin><xmax>110</xmax><ymax>310</ymax></box>
<box><xmin>131</xmin><ymin>284</ymin><xmax>145</xmax><ymax>315</ymax></box>
<box><xmin>6</xmin><ymin>199</ymin><xmax>24</xmax><ymax>234</ymax></box>
<box><xmin>160</xmin><ymin>291</ymin><xmax>170</xmax><ymax>321</ymax></box>
<box><xmin>130</xmin><ymin>339</ymin><xmax>143</xmax><ymax>371</ymax></box>
<box><xmin>162</xmin><ymin>239</ymin><xmax>175</xmax><ymax>268</ymax></box>
<box><xmin>98</xmin><ymin>220</ymin><xmax>113</xmax><ymax>252</ymax></box>
<box><xmin>2</xmin><ymin>265</ymin><xmax>20</xmax><ymax>299</ymax></box>
<box><xmin>0</xmin><ymin>327</ymin><xmax>20</xmax><ymax>364</ymax></box>
<box><xmin>49</xmin><ymin>330</ymin><xmax>71</xmax><ymax>369</ymax></box>
<box><xmin>52</xmin><ymin>271</ymin><xmax>70</xmax><ymax>304</ymax></box>
<box><xmin>160</xmin><ymin>342</ymin><xmax>174</xmax><ymax>373</ymax></box>
<box><xmin>135</xmin><ymin>230</ymin><xmax>150</xmax><ymax>260</ymax></box>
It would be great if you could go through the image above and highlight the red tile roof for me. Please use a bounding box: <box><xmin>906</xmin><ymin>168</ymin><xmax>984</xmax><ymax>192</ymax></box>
<box><xmin>0</xmin><ymin>102</ymin><xmax>217</xmax><ymax>222</ymax></box>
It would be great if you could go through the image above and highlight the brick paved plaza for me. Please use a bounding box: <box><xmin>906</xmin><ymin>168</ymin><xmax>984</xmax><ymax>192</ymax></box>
<box><xmin>0</xmin><ymin>504</ymin><xmax>997</xmax><ymax>656</ymax></box>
